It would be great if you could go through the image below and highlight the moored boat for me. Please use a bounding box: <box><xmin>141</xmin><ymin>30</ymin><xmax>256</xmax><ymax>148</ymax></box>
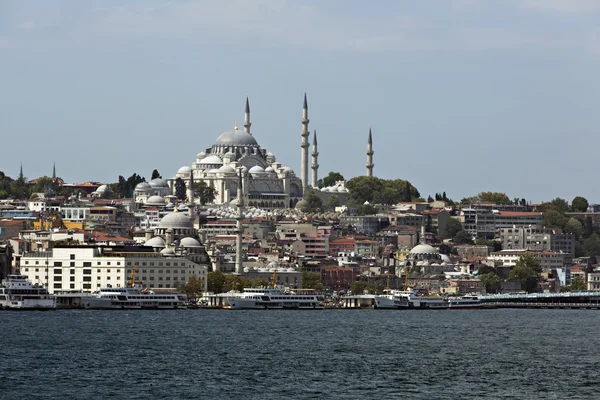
<box><xmin>447</xmin><ymin>295</ymin><xmax>482</xmax><ymax>309</ymax></box>
<box><xmin>82</xmin><ymin>287</ymin><xmax>187</xmax><ymax>309</ymax></box>
<box><xmin>0</xmin><ymin>274</ymin><xmax>56</xmax><ymax>310</ymax></box>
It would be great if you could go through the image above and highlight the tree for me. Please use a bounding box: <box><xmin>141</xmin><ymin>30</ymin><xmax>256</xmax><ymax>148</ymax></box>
<box><xmin>317</xmin><ymin>172</ymin><xmax>345</xmax><ymax>189</ymax></box>
<box><xmin>366</xmin><ymin>280</ymin><xmax>383</xmax><ymax>295</ymax></box>
<box><xmin>174</xmin><ymin>177</ymin><xmax>186</xmax><ymax>200</ymax></box>
<box><xmin>346</xmin><ymin>176</ymin><xmax>419</xmax><ymax>206</ymax></box>
<box><xmin>543</xmin><ymin>209</ymin><xmax>567</xmax><ymax>230</ymax></box>
<box><xmin>151</xmin><ymin>169</ymin><xmax>162</xmax><ymax>180</ymax></box>
<box><xmin>582</xmin><ymin>234</ymin><xmax>600</xmax><ymax>257</ymax></box>
<box><xmin>563</xmin><ymin>276</ymin><xmax>586</xmax><ymax>292</ymax></box>
<box><xmin>349</xmin><ymin>281</ymin><xmax>367</xmax><ymax>295</ymax></box>
<box><xmin>302</xmin><ymin>271</ymin><xmax>323</xmax><ymax>289</ymax></box>
<box><xmin>584</xmin><ymin>216</ymin><xmax>594</xmax><ymax>237</ymax></box>
<box><xmin>116</xmin><ymin>173</ymin><xmax>145</xmax><ymax>198</ymax></box>
<box><xmin>427</xmin><ymin>195</ymin><xmax>434</xmax><ymax>203</ymax></box>
<box><xmin>304</xmin><ymin>190</ymin><xmax>323</xmax><ymax>212</ymax></box>
<box><xmin>207</xmin><ymin>270</ymin><xmax>226</xmax><ymax>293</ymax></box>
<box><xmin>479</xmin><ymin>272</ymin><xmax>500</xmax><ymax>294</ymax></box>
<box><xmin>509</xmin><ymin>254</ymin><xmax>541</xmax><ymax>293</ymax></box>
<box><xmin>194</xmin><ymin>181</ymin><xmax>217</xmax><ymax>205</ymax></box>
<box><xmin>571</xmin><ymin>196</ymin><xmax>589</xmax><ymax>213</ymax></box>
<box><xmin>475</xmin><ymin>238</ymin><xmax>502</xmax><ymax>252</ymax></box>
<box><xmin>327</xmin><ymin>194</ymin><xmax>340</xmax><ymax>210</ymax></box>
<box><xmin>9</xmin><ymin>175</ymin><xmax>29</xmax><ymax>199</ymax></box>
<box><xmin>454</xmin><ymin>230</ymin><xmax>473</xmax><ymax>244</ymax></box>
<box><xmin>564</xmin><ymin>218</ymin><xmax>583</xmax><ymax>237</ymax></box>
<box><xmin>184</xmin><ymin>275</ymin><xmax>205</xmax><ymax>303</ymax></box>
<box><xmin>374</xmin><ymin>187</ymin><xmax>400</xmax><ymax>205</ymax></box>
<box><xmin>550</xmin><ymin>197</ymin><xmax>570</xmax><ymax>213</ymax></box>
<box><xmin>477</xmin><ymin>192</ymin><xmax>511</xmax><ymax>205</ymax></box>
<box><xmin>357</xmin><ymin>203</ymin><xmax>377</xmax><ymax>216</ymax></box>
<box><xmin>445</xmin><ymin>218</ymin><xmax>463</xmax><ymax>239</ymax></box>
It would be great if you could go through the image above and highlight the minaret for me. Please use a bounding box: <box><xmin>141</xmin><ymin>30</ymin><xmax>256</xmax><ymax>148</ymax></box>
<box><xmin>366</xmin><ymin>128</ymin><xmax>374</xmax><ymax>177</ymax></box>
<box><xmin>244</xmin><ymin>96</ymin><xmax>251</xmax><ymax>134</ymax></box>
<box><xmin>19</xmin><ymin>164</ymin><xmax>23</xmax><ymax>181</ymax></box>
<box><xmin>186</xmin><ymin>168</ymin><xmax>195</xmax><ymax>219</ymax></box>
<box><xmin>300</xmin><ymin>93</ymin><xmax>310</xmax><ymax>190</ymax></box>
<box><xmin>52</xmin><ymin>163</ymin><xmax>56</xmax><ymax>180</ymax></box>
<box><xmin>235</xmin><ymin>169</ymin><xmax>245</xmax><ymax>275</ymax></box>
<box><xmin>311</xmin><ymin>130</ymin><xmax>319</xmax><ymax>188</ymax></box>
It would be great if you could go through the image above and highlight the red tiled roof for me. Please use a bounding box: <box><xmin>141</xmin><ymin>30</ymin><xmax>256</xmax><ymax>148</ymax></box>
<box><xmin>496</xmin><ymin>212</ymin><xmax>542</xmax><ymax>217</ymax></box>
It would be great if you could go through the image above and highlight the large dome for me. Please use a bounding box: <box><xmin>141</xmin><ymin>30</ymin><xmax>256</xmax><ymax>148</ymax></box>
<box><xmin>410</xmin><ymin>244</ymin><xmax>438</xmax><ymax>254</ymax></box>
<box><xmin>158</xmin><ymin>212</ymin><xmax>194</xmax><ymax>229</ymax></box>
<box><xmin>149</xmin><ymin>178</ymin><xmax>169</xmax><ymax>188</ymax></box>
<box><xmin>214</xmin><ymin>130</ymin><xmax>258</xmax><ymax>146</ymax></box>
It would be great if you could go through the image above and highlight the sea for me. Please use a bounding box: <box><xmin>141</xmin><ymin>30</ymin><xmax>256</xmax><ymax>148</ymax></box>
<box><xmin>1</xmin><ymin>309</ymin><xmax>599</xmax><ymax>400</ymax></box>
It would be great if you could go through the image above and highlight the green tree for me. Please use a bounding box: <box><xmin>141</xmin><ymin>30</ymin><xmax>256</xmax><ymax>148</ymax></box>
<box><xmin>174</xmin><ymin>177</ymin><xmax>186</xmax><ymax>200</ymax></box>
<box><xmin>251</xmin><ymin>278</ymin><xmax>270</xmax><ymax>288</ymax></box>
<box><xmin>151</xmin><ymin>169</ymin><xmax>162</xmax><ymax>180</ymax></box>
<box><xmin>584</xmin><ymin>216</ymin><xmax>594</xmax><ymax>237</ymax></box>
<box><xmin>327</xmin><ymin>194</ymin><xmax>340</xmax><ymax>210</ymax></box>
<box><xmin>207</xmin><ymin>270</ymin><xmax>226</xmax><ymax>293</ymax></box>
<box><xmin>366</xmin><ymin>280</ymin><xmax>383</xmax><ymax>295</ymax></box>
<box><xmin>427</xmin><ymin>195</ymin><xmax>434</xmax><ymax>203</ymax></box>
<box><xmin>357</xmin><ymin>203</ymin><xmax>377</xmax><ymax>216</ymax></box>
<box><xmin>9</xmin><ymin>175</ymin><xmax>29</xmax><ymax>199</ymax></box>
<box><xmin>508</xmin><ymin>254</ymin><xmax>541</xmax><ymax>293</ymax></box>
<box><xmin>184</xmin><ymin>275</ymin><xmax>205</xmax><ymax>303</ymax></box>
<box><xmin>582</xmin><ymin>234</ymin><xmax>600</xmax><ymax>257</ymax></box>
<box><xmin>317</xmin><ymin>172</ymin><xmax>345</xmax><ymax>189</ymax></box>
<box><xmin>478</xmin><ymin>192</ymin><xmax>511</xmax><ymax>205</ymax></box>
<box><xmin>349</xmin><ymin>281</ymin><xmax>367</xmax><ymax>295</ymax></box>
<box><xmin>194</xmin><ymin>181</ymin><xmax>217</xmax><ymax>205</ymax></box>
<box><xmin>475</xmin><ymin>238</ymin><xmax>502</xmax><ymax>252</ymax></box>
<box><xmin>564</xmin><ymin>218</ymin><xmax>583</xmax><ymax>237</ymax></box>
<box><xmin>550</xmin><ymin>197</ymin><xmax>570</xmax><ymax>213</ymax></box>
<box><xmin>563</xmin><ymin>276</ymin><xmax>587</xmax><ymax>292</ymax></box>
<box><xmin>479</xmin><ymin>272</ymin><xmax>500</xmax><ymax>294</ymax></box>
<box><xmin>445</xmin><ymin>218</ymin><xmax>463</xmax><ymax>239</ymax></box>
<box><xmin>543</xmin><ymin>209</ymin><xmax>567</xmax><ymax>229</ymax></box>
<box><xmin>454</xmin><ymin>230</ymin><xmax>473</xmax><ymax>244</ymax></box>
<box><xmin>571</xmin><ymin>196</ymin><xmax>589</xmax><ymax>212</ymax></box>
<box><xmin>346</xmin><ymin>176</ymin><xmax>419</xmax><ymax>206</ymax></box>
<box><xmin>302</xmin><ymin>271</ymin><xmax>322</xmax><ymax>289</ymax></box>
<box><xmin>304</xmin><ymin>189</ymin><xmax>323</xmax><ymax>212</ymax></box>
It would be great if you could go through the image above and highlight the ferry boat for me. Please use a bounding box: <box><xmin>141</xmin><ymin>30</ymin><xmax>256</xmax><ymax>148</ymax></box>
<box><xmin>83</xmin><ymin>287</ymin><xmax>187</xmax><ymax>309</ymax></box>
<box><xmin>224</xmin><ymin>287</ymin><xmax>323</xmax><ymax>310</ymax></box>
<box><xmin>447</xmin><ymin>295</ymin><xmax>482</xmax><ymax>309</ymax></box>
<box><xmin>374</xmin><ymin>290</ymin><xmax>448</xmax><ymax>309</ymax></box>
<box><xmin>0</xmin><ymin>274</ymin><xmax>56</xmax><ymax>310</ymax></box>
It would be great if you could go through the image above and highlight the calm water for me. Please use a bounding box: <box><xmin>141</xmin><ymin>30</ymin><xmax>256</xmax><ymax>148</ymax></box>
<box><xmin>1</xmin><ymin>309</ymin><xmax>600</xmax><ymax>399</ymax></box>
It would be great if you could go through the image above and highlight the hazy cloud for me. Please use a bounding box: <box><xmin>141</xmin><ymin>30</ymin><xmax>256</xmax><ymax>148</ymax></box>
<box><xmin>16</xmin><ymin>20</ymin><xmax>35</xmax><ymax>29</ymax></box>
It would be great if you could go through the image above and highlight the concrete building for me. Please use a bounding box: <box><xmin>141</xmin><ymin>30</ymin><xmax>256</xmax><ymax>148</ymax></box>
<box><xmin>19</xmin><ymin>246</ymin><xmax>208</xmax><ymax>293</ymax></box>
<box><xmin>488</xmin><ymin>249</ymin><xmax>568</xmax><ymax>270</ymax></box>
<box><xmin>500</xmin><ymin>226</ymin><xmax>575</xmax><ymax>256</ymax></box>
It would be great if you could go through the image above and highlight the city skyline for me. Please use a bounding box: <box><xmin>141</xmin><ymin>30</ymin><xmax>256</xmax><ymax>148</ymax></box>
<box><xmin>2</xmin><ymin>0</ymin><xmax>599</xmax><ymax>203</ymax></box>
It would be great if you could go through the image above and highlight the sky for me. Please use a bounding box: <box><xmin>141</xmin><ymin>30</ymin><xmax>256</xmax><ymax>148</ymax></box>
<box><xmin>1</xmin><ymin>0</ymin><xmax>599</xmax><ymax>204</ymax></box>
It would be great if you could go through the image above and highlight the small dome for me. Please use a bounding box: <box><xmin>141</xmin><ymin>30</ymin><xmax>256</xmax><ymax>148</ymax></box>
<box><xmin>177</xmin><ymin>166</ymin><xmax>192</xmax><ymax>174</ymax></box>
<box><xmin>214</xmin><ymin>130</ymin><xmax>258</xmax><ymax>146</ymax></box>
<box><xmin>410</xmin><ymin>244</ymin><xmax>438</xmax><ymax>255</ymax></box>
<box><xmin>223</xmin><ymin>152</ymin><xmax>236</xmax><ymax>160</ymax></box>
<box><xmin>96</xmin><ymin>185</ymin><xmax>108</xmax><ymax>192</ymax></box>
<box><xmin>249</xmin><ymin>166</ymin><xmax>265</xmax><ymax>174</ymax></box>
<box><xmin>180</xmin><ymin>237</ymin><xmax>202</xmax><ymax>247</ymax></box>
<box><xmin>199</xmin><ymin>155</ymin><xmax>223</xmax><ymax>165</ymax></box>
<box><xmin>144</xmin><ymin>237</ymin><xmax>165</xmax><ymax>247</ymax></box>
<box><xmin>219</xmin><ymin>165</ymin><xmax>236</xmax><ymax>174</ymax></box>
<box><xmin>196</xmin><ymin>151</ymin><xmax>206</xmax><ymax>159</ymax></box>
<box><xmin>295</xmin><ymin>199</ymin><xmax>309</xmax><ymax>211</ymax></box>
<box><xmin>149</xmin><ymin>178</ymin><xmax>169</xmax><ymax>188</ymax></box>
<box><xmin>146</xmin><ymin>195</ymin><xmax>166</xmax><ymax>206</ymax></box>
<box><xmin>158</xmin><ymin>212</ymin><xmax>194</xmax><ymax>229</ymax></box>
<box><xmin>264</xmin><ymin>166</ymin><xmax>275</xmax><ymax>174</ymax></box>
<box><xmin>135</xmin><ymin>182</ymin><xmax>151</xmax><ymax>191</ymax></box>
<box><xmin>160</xmin><ymin>248</ymin><xmax>175</xmax><ymax>256</ymax></box>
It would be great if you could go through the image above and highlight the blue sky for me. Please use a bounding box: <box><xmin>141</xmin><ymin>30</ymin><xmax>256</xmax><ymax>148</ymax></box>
<box><xmin>2</xmin><ymin>0</ymin><xmax>599</xmax><ymax>203</ymax></box>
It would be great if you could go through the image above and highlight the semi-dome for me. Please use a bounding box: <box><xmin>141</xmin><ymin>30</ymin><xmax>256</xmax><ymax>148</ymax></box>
<box><xmin>158</xmin><ymin>212</ymin><xmax>194</xmax><ymax>229</ymax></box>
<box><xmin>144</xmin><ymin>236</ymin><xmax>165</xmax><ymax>247</ymax></box>
<box><xmin>214</xmin><ymin>130</ymin><xmax>258</xmax><ymax>146</ymax></box>
<box><xmin>135</xmin><ymin>182</ymin><xmax>151</xmax><ymax>191</ymax></box>
<box><xmin>180</xmin><ymin>237</ymin><xmax>202</xmax><ymax>247</ymax></box>
<box><xmin>160</xmin><ymin>248</ymin><xmax>175</xmax><ymax>256</ymax></box>
<box><xmin>149</xmin><ymin>178</ymin><xmax>169</xmax><ymax>188</ymax></box>
<box><xmin>219</xmin><ymin>165</ymin><xmax>236</xmax><ymax>174</ymax></box>
<box><xmin>410</xmin><ymin>244</ymin><xmax>438</xmax><ymax>254</ymax></box>
<box><xmin>264</xmin><ymin>166</ymin><xmax>275</xmax><ymax>173</ymax></box>
<box><xmin>199</xmin><ymin>155</ymin><xmax>223</xmax><ymax>165</ymax></box>
<box><xmin>248</xmin><ymin>166</ymin><xmax>265</xmax><ymax>174</ymax></box>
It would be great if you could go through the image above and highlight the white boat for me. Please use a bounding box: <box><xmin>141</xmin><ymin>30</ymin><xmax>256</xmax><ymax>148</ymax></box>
<box><xmin>447</xmin><ymin>295</ymin><xmax>482</xmax><ymax>309</ymax></box>
<box><xmin>224</xmin><ymin>287</ymin><xmax>323</xmax><ymax>310</ymax></box>
<box><xmin>83</xmin><ymin>287</ymin><xmax>187</xmax><ymax>309</ymax></box>
<box><xmin>0</xmin><ymin>274</ymin><xmax>56</xmax><ymax>310</ymax></box>
<box><xmin>374</xmin><ymin>289</ymin><xmax>448</xmax><ymax>310</ymax></box>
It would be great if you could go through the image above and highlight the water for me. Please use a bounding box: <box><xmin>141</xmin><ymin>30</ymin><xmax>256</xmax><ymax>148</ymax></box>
<box><xmin>1</xmin><ymin>309</ymin><xmax>599</xmax><ymax>399</ymax></box>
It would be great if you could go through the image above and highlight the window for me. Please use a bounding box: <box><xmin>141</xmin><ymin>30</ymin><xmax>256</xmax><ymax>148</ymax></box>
<box><xmin>83</xmin><ymin>262</ymin><xmax>91</xmax><ymax>267</ymax></box>
<box><xmin>107</xmin><ymin>262</ymin><xmax>111</xmax><ymax>266</ymax></box>
<box><xmin>35</xmin><ymin>268</ymin><xmax>39</xmax><ymax>272</ymax></box>
<box><xmin>83</xmin><ymin>269</ymin><xmax>91</xmax><ymax>275</ymax></box>
<box><xmin>54</xmin><ymin>262</ymin><xmax>62</xmax><ymax>267</ymax></box>
<box><xmin>83</xmin><ymin>276</ymin><xmax>91</xmax><ymax>282</ymax></box>
<box><xmin>117</xmin><ymin>262</ymin><xmax>120</xmax><ymax>266</ymax></box>
<box><xmin>70</xmin><ymin>254</ymin><xmax>75</xmax><ymax>260</ymax></box>
<box><xmin>24</xmin><ymin>268</ymin><xmax>29</xmax><ymax>272</ymax></box>
<box><xmin>97</xmin><ymin>269</ymin><xmax>101</xmax><ymax>273</ymax></box>
<box><xmin>83</xmin><ymin>283</ymin><xmax>91</xmax><ymax>289</ymax></box>
<box><xmin>70</xmin><ymin>269</ymin><xmax>75</xmax><ymax>275</ymax></box>
<box><xmin>97</xmin><ymin>262</ymin><xmax>101</xmax><ymax>266</ymax></box>
<box><xmin>25</xmin><ymin>261</ymin><xmax>29</xmax><ymax>265</ymax></box>
<box><xmin>70</xmin><ymin>276</ymin><xmax>75</xmax><ymax>282</ymax></box>
<box><xmin>54</xmin><ymin>283</ymin><xmax>62</xmax><ymax>289</ymax></box>
<box><xmin>55</xmin><ymin>276</ymin><xmax>62</xmax><ymax>282</ymax></box>
<box><xmin>70</xmin><ymin>284</ymin><xmax>75</xmax><ymax>289</ymax></box>
<box><xmin>35</xmin><ymin>261</ymin><xmax>39</xmax><ymax>265</ymax></box>
<box><xmin>70</xmin><ymin>262</ymin><xmax>75</xmax><ymax>267</ymax></box>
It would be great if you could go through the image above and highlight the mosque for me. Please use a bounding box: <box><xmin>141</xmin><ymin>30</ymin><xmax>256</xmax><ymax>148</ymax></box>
<box><xmin>134</xmin><ymin>94</ymin><xmax>375</xmax><ymax>210</ymax></box>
